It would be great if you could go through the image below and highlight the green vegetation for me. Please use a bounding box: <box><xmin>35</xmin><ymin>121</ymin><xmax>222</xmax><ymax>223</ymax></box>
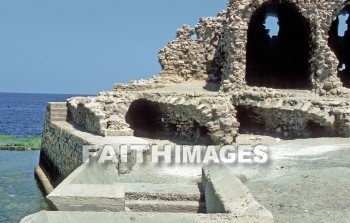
<box><xmin>0</xmin><ymin>135</ymin><xmax>41</xmax><ymax>150</ymax></box>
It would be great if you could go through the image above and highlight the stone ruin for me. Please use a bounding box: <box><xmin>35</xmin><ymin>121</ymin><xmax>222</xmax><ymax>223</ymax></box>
<box><xmin>22</xmin><ymin>1</ymin><xmax>350</xmax><ymax>222</ymax></box>
<box><xmin>65</xmin><ymin>0</ymin><xmax>350</xmax><ymax>145</ymax></box>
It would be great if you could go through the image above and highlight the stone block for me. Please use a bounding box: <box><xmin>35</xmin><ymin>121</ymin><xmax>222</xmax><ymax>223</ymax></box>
<box><xmin>202</xmin><ymin>164</ymin><xmax>273</xmax><ymax>221</ymax></box>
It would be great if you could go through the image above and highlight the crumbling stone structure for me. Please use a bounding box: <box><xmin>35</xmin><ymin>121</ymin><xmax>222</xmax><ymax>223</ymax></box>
<box><xmin>29</xmin><ymin>2</ymin><xmax>350</xmax><ymax>222</ymax></box>
<box><xmin>158</xmin><ymin>11</ymin><xmax>226</xmax><ymax>82</ymax></box>
<box><xmin>68</xmin><ymin>91</ymin><xmax>238</xmax><ymax>144</ymax></box>
<box><xmin>63</xmin><ymin>0</ymin><xmax>350</xmax><ymax>145</ymax></box>
<box><xmin>158</xmin><ymin>0</ymin><xmax>350</xmax><ymax>94</ymax></box>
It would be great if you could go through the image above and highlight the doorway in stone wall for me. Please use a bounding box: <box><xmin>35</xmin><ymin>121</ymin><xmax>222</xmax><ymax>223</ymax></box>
<box><xmin>246</xmin><ymin>1</ymin><xmax>312</xmax><ymax>89</ymax></box>
<box><xmin>125</xmin><ymin>99</ymin><xmax>164</xmax><ymax>138</ymax></box>
<box><xmin>329</xmin><ymin>5</ymin><xmax>350</xmax><ymax>88</ymax></box>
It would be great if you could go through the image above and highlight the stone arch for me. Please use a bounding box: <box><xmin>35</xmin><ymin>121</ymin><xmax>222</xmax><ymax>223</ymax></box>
<box><xmin>125</xmin><ymin>98</ymin><xmax>214</xmax><ymax>144</ymax></box>
<box><xmin>245</xmin><ymin>0</ymin><xmax>312</xmax><ymax>89</ymax></box>
<box><xmin>328</xmin><ymin>1</ymin><xmax>350</xmax><ymax>88</ymax></box>
<box><xmin>125</xmin><ymin>99</ymin><xmax>164</xmax><ymax>138</ymax></box>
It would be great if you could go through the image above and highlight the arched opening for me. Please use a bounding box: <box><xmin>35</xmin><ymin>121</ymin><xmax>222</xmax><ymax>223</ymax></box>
<box><xmin>329</xmin><ymin>6</ymin><xmax>350</xmax><ymax>88</ymax></box>
<box><xmin>246</xmin><ymin>1</ymin><xmax>311</xmax><ymax>89</ymax></box>
<box><xmin>125</xmin><ymin>99</ymin><xmax>212</xmax><ymax>144</ymax></box>
<box><xmin>236</xmin><ymin>106</ymin><xmax>266</xmax><ymax>135</ymax></box>
<box><xmin>125</xmin><ymin>99</ymin><xmax>164</xmax><ymax>138</ymax></box>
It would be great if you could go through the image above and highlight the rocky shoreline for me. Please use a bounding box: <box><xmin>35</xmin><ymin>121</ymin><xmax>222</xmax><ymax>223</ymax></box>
<box><xmin>0</xmin><ymin>145</ymin><xmax>40</xmax><ymax>151</ymax></box>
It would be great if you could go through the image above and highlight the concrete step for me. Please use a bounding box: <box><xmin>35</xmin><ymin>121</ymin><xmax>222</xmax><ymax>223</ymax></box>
<box><xmin>51</xmin><ymin>117</ymin><xmax>67</xmax><ymax>121</ymax></box>
<box><xmin>50</xmin><ymin>113</ymin><xmax>67</xmax><ymax>118</ymax></box>
<box><xmin>126</xmin><ymin>200</ymin><xmax>206</xmax><ymax>213</ymax></box>
<box><xmin>122</xmin><ymin>183</ymin><xmax>202</xmax><ymax>201</ymax></box>
<box><xmin>48</xmin><ymin>102</ymin><xmax>67</xmax><ymax>109</ymax></box>
<box><xmin>48</xmin><ymin>102</ymin><xmax>68</xmax><ymax>122</ymax></box>
<box><xmin>51</xmin><ymin>108</ymin><xmax>68</xmax><ymax>114</ymax></box>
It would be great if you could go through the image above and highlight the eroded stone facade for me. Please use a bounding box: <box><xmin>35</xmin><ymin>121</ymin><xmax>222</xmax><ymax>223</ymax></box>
<box><xmin>68</xmin><ymin>91</ymin><xmax>239</xmax><ymax>144</ymax></box>
<box><xmin>158</xmin><ymin>11</ymin><xmax>226</xmax><ymax>82</ymax></box>
<box><xmin>65</xmin><ymin>0</ymin><xmax>350</xmax><ymax>144</ymax></box>
<box><xmin>156</xmin><ymin>0</ymin><xmax>350</xmax><ymax>95</ymax></box>
<box><xmin>222</xmin><ymin>0</ymin><xmax>350</xmax><ymax>94</ymax></box>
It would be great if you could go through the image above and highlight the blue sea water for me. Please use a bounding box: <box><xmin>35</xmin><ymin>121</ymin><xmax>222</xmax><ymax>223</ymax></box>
<box><xmin>0</xmin><ymin>93</ymin><xmax>77</xmax><ymax>137</ymax></box>
<box><xmin>0</xmin><ymin>92</ymin><xmax>79</xmax><ymax>223</ymax></box>
<box><xmin>0</xmin><ymin>151</ymin><xmax>47</xmax><ymax>223</ymax></box>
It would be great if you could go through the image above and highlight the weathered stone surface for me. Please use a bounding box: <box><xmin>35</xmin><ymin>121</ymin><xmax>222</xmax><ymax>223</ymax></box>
<box><xmin>67</xmin><ymin>91</ymin><xmax>239</xmax><ymax>145</ymax></box>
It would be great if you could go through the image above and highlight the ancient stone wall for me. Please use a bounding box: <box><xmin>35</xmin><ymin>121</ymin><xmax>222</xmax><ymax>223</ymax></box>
<box><xmin>67</xmin><ymin>97</ymin><xmax>104</xmax><ymax>136</ymax></box>
<box><xmin>221</xmin><ymin>0</ymin><xmax>348</xmax><ymax>93</ymax></box>
<box><xmin>158</xmin><ymin>11</ymin><xmax>226</xmax><ymax>82</ymax></box>
<box><xmin>156</xmin><ymin>0</ymin><xmax>350</xmax><ymax>94</ymax></box>
<box><xmin>233</xmin><ymin>88</ymin><xmax>350</xmax><ymax>138</ymax></box>
<box><xmin>67</xmin><ymin>92</ymin><xmax>140</xmax><ymax>137</ymax></box>
<box><xmin>113</xmin><ymin>76</ymin><xmax>167</xmax><ymax>92</ymax></box>
<box><xmin>66</xmin><ymin>86</ymin><xmax>350</xmax><ymax>144</ymax></box>
<box><xmin>66</xmin><ymin>0</ymin><xmax>350</xmax><ymax>145</ymax></box>
<box><xmin>40</xmin><ymin>105</ymin><xmax>90</xmax><ymax>186</ymax></box>
<box><xmin>67</xmin><ymin>92</ymin><xmax>239</xmax><ymax>144</ymax></box>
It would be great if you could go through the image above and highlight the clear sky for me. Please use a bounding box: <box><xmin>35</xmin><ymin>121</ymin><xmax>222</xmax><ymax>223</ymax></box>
<box><xmin>0</xmin><ymin>0</ymin><xmax>227</xmax><ymax>94</ymax></box>
<box><xmin>1</xmin><ymin>1</ymin><xmax>348</xmax><ymax>95</ymax></box>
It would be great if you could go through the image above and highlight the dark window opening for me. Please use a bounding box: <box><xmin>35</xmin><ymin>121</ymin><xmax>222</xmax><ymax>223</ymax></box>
<box><xmin>246</xmin><ymin>1</ymin><xmax>311</xmax><ymax>89</ymax></box>
<box><xmin>125</xmin><ymin>99</ymin><xmax>165</xmax><ymax>138</ymax></box>
<box><xmin>265</xmin><ymin>13</ymin><xmax>280</xmax><ymax>38</ymax></box>
<box><xmin>329</xmin><ymin>6</ymin><xmax>350</xmax><ymax>88</ymax></box>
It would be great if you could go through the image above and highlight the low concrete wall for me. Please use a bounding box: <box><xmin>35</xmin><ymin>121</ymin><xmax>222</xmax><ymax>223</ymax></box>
<box><xmin>202</xmin><ymin>164</ymin><xmax>273</xmax><ymax>221</ymax></box>
<box><xmin>47</xmin><ymin>150</ymin><xmax>125</xmax><ymax>212</ymax></box>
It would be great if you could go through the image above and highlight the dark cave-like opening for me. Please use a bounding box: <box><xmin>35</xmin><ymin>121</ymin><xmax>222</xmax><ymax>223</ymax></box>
<box><xmin>125</xmin><ymin>100</ymin><xmax>212</xmax><ymax>144</ymax></box>
<box><xmin>236</xmin><ymin>106</ymin><xmax>266</xmax><ymax>135</ymax></box>
<box><xmin>246</xmin><ymin>1</ymin><xmax>312</xmax><ymax>89</ymax></box>
<box><xmin>125</xmin><ymin>99</ymin><xmax>165</xmax><ymax>138</ymax></box>
<box><xmin>329</xmin><ymin>6</ymin><xmax>350</xmax><ymax>88</ymax></box>
<box><xmin>304</xmin><ymin>120</ymin><xmax>336</xmax><ymax>138</ymax></box>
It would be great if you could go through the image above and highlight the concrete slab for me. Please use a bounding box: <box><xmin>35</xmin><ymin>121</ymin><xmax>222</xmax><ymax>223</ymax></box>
<box><xmin>47</xmin><ymin>184</ymin><xmax>124</xmax><ymax>212</ymax></box>
<box><xmin>122</xmin><ymin>182</ymin><xmax>201</xmax><ymax>201</ymax></box>
<box><xmin>47</xmin><ymin>150</ymin><xmax>125</xmax><ymax>212</ymax></box>
<box><xmin>126</xmin><ymin>200</ymin><xmax>206</xmax><ymax>213</ymax></box>
<box><xmin>20</xmin><ymin>211</ymin><xmax>275</xmax><ymax>223</ymax></box>
<box><xmin>202</xmin><ymin>164</ymin><xmax>273</xmax><ymax>221</ymax></box>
